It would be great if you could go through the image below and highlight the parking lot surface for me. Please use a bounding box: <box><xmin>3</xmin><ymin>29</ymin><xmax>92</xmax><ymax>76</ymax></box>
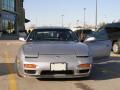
<box><xmin>0</xmin><ymin>41</ymin><xmax>120</xmax><ymax>90</ymax></box>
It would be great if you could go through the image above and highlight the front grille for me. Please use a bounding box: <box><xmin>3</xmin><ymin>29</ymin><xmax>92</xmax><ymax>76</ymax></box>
<box><xmin>79</xmin><ymin>69</ymin><xmax>89</xmax><ymax>73</ymax></box>
<box><xmin>24</xmin><ymin>70</ymin><xmax>36</xmax><ymax>74</ymax></box>
<box><xmin>40</xmin><ymin>70</ymin><xmax>74</xmax><ymax>75</ymax></box>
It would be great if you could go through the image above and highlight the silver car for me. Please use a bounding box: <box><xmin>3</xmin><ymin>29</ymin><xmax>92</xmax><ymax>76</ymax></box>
<box><xmin>84</xmin><ymin>30</ymin><xmax>112</xmax><ymax>59</ymax></box>
<box><xmin>16</xmin><ymin>27</ymin><xmax>93</xmax><ymax>78</ymax></box>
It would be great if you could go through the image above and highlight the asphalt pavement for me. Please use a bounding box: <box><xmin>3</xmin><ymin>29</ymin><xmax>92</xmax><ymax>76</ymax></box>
<box><xmin>0</xmin><ymin>41</ymin><xmax>120</xmax><ymax>90</ymax></box>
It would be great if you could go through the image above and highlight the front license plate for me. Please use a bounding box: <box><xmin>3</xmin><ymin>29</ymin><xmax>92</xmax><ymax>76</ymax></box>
<box><xmin>51</xmin><ymin>63</ymin><xmax>66</xmax><ymax>71</ymax></box>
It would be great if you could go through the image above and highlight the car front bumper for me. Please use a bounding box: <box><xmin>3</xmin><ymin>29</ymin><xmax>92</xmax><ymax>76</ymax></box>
<box><xmin>20</xmin><ymin>68</ymin><xmax>92</xmax><ymax>78</ymax></box>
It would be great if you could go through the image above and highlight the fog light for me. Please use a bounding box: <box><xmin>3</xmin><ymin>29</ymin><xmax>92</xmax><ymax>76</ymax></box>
<box><xmin>78</xmin><ymin>64</ymin><xmax>91</xmax><ymax>68</ymax></box>
<box><xmin>24</xmin><ymin>64</ymin><xmax>37</xmax><ymax>68</ymax></box>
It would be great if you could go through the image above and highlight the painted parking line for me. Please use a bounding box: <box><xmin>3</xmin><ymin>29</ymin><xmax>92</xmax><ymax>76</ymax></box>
<box><xmin>4</xmin><ymin>52</ymin><xmax>17</xmax><ymax>90</ymax></box>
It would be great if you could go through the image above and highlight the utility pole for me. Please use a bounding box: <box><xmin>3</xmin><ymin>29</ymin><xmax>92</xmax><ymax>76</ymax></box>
<box><xmin>61</xmin><ymin>15</ymin><xmax>64</xmax><ymax>27</ymax></box>
<box><xmin>95</xmin><ymin>0</ymin><xmax>98</xmax><ymax>31</ymax></box>
<box><xmin>84</xmin><ymin>8</ymin><xmax>86</xmax><ymax>29</ymax></box>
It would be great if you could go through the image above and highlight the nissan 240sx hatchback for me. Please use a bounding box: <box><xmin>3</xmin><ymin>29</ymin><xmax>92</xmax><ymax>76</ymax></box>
<box><xmin>16</xmin><ymin>27</ymin><xmax>93</xmax><ymax>78</ymax></box>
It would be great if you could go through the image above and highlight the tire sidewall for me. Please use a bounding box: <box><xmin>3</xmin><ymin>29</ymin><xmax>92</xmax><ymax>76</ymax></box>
<box><xmin>113</xmin><ymin>42</ymin><xmax>120</xmax><ymax>54</ymax></box>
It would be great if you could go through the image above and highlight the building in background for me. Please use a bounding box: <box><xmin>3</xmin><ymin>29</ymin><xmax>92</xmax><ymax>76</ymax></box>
<box><xmin>0</xmin><ymin>0</ymin><xmax>27</xmax><ymax>39</ymax></box>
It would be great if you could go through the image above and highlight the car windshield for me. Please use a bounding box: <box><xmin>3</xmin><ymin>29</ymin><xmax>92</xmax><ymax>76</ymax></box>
<box><xmin>27</xmin><ymin>28</ymin><xmax>78</xmax><ymax>42</ymax></box>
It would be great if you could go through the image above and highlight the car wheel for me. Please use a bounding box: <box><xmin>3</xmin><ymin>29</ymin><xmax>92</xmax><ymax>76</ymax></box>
<box><xmin>113</xmin><ymin>42</ymin><xmax>120</xmax><ymax>54</ymax></box>
<box><xmin>15</xmin><ymin>59</ymin><xmax>24</xmax><ymax>78</ymax></box>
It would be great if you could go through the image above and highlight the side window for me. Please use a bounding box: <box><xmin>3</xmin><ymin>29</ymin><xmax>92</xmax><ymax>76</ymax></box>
<box><xmin>106</xmin><ymin>28</ymin><xmax>120</xmax><ymax>39</ymax></box>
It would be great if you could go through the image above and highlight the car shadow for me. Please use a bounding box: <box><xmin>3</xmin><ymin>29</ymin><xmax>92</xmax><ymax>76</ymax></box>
<box><xmin>89</xmin><ymin>56</ymin><xmax>120</xmax><ymax>80</ymax></box>
<box><xmin>0</xmin><ymin>63</ymin><xmax>16</xmax><ymax>76</ymax></box>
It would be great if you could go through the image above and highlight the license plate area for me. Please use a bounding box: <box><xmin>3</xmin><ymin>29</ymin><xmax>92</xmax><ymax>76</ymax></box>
<box><xmin>50</xmin><ymin>63</ymin><xmax>67</xmax><ymax>71</ymax></box>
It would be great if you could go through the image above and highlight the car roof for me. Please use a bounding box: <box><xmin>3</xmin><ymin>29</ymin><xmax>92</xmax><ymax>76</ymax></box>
<box><xmin>103</xmin><ymin>23</ymin><xmax>120</xmax><ymax>29</ymax></box>
<box><xmin>34</xmin><ymin>26</ymin><xmax>70</xmax><ymax>30</ymax></box>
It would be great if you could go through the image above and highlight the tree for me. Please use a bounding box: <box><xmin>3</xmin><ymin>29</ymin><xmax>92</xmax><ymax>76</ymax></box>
<box><xmin>98</xmin><ymin>22</ymin><xmax>106</xmax><ymax>28</ymax></box>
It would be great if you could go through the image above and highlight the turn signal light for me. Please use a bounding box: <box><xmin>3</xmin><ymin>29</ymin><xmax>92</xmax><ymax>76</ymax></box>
<box><xmin>24</xmin><ymin>64</ymin><xmax>37</xmax><ymax>68</ymax></box>
<box><xmin>78</xmin><ymin>64</ymin><xmax>91</xmax><ymax>68</ymax></box>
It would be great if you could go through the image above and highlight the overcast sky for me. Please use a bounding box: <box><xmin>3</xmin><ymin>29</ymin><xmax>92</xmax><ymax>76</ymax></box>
<box><xmin>24</xmin><ymin>0</ymin><xmax>120</xmax><ymax>28</ymax></box>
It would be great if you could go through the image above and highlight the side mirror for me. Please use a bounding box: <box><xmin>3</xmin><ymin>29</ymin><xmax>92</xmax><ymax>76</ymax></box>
<box><xmin>85</xmin><ymin>37</ymin><xmax>96</xmax><ymax>42</ymax></box>
<box><xmin>19</xmin><ymin>37</ymin><xmax>26</xmax><ymax>42</ymax></box>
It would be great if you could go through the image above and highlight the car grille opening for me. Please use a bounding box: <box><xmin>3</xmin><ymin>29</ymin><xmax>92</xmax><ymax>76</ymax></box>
<box><xmin>79</xmin><ymin>69</ymin><xmax>89</xmax><ymax>73</ymax></box>
<box><xmin>40</xmin><ymin>70</ymin><xmax>74</xmax><ymax>75</ymax></box>
<box><xmin>24</xmin><ymin>70</ymin><xmax>36</xmax><ymax>74</ymax></box>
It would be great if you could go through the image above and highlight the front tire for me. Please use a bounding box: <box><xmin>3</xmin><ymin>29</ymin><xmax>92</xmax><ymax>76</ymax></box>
<box><xmin>15</xmin><ymin>59</ymin><xmax>24</xmax><ymax>78</ymax></box>
<box><xmin>113</xmin><ymin>42</ymin><xmax>120</xmax><ymax>54</ymax></box>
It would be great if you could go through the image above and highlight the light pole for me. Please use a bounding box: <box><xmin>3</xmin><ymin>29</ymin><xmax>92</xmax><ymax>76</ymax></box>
<box><xmin>61</xmin><ymin>15</ymin><xmax>64</xmax><ymax>27</ymax></box>
<box><xmin>84</xmin><ymin>8</ymin><xmax>86</xmax><ymax>29</ymax></box>
<box><xmin>95</xmin><ymin>0</ymin><xmax>98</xmax><ymax>31</ymax></box>
<box><xmin>76</xmin><ymin>20</ymin><xmax>79</xmax><ymax>27</ymax></box>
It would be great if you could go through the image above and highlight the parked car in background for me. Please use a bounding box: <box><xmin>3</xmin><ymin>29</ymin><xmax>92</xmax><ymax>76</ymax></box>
<box><xmin>74</xmin><ymin>29</ymin><xmax>112</xmax><ymax>59</ymax></box>
<box><xmin>84</xmin><ymin>30</ymin><xmax>112</xmax><ymax>59</ymax></box>
<box><xmin>74</xmin><ymin>29</ymin><xmax>93</xmax><ymax>42</ymax></box>
<box><xmin>19</xmin><ymin>30</ymin><xmax>28</xmax><ymax>39</ymax></box>
<box><xmin>16</xmin><ymin>27</ymin><xmax>93</xmax><ymax>78</ymax></box>
<box><xmin>98</xmin><ymin>23</ymin><xmax>120</xmax><ymax>54</ymax></box>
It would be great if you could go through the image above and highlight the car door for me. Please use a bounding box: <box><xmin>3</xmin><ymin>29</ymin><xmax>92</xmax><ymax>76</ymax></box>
<box><xmin>85</xmin><ymin>30</ymin><xmax>112</xmax><ymax>58</ymax></box>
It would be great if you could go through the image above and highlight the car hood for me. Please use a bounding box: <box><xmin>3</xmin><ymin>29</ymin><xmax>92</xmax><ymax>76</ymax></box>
<box><xmin>23</xmin><ymin>42</ymin><xmax>89</xmax><ymax>56</ymax></box>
